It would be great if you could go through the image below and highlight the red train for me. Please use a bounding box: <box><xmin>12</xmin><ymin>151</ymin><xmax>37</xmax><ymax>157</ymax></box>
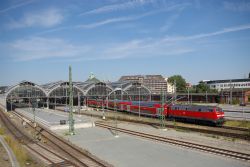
<box><xmin>86</xmin><ymin>99</ymin><xmax>225</xmax><ymax>126</ymax></box>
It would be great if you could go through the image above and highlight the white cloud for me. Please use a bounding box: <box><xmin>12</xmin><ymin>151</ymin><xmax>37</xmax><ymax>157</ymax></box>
<box><xmin>8</xmin><ymin>37</ymin><xmax>90</xmax><ymax>61</ymax></box>
<box><xmin>79</xmin><ymin>0</ymin><xmax>152</xmax><ymax>16</ymax></box>
<box><xmin>57</xmin><ymin>3</ymin><xmax>190</xmax><ymax>31</ymax></box>
<box><xmin>5</xmin><ymin>35</ymin><xmax>192</xmax><ymax>62</ymax></box>
<box><xmin>5</xmin><ymin>23</ymin><xmax>250</xmax><ymax>62</ymax></box>
<box><xmin>0</xmin><ymin>0</ymin><xmax>35</xmax><ymax>14</ymax></box>
<box><xmin>76</xmin><ymin>16</ymin><xmax>134</xmax><ymax>29</ymax></box>
<box><xmin>160</xmin><ymin>13</ymin><xmax>181</xmax><ymax>32</ymax></box>
<box><xmin>224</xmin><ymin>1</ymin><xmax>250</xmax><ymax>12</ymax></box>
<box><xmin>162</xmin><ymin>23</ymin><xmax>250</xmax><ymax>42</ymax></box>
<box><xmin>8</xmin><ymin>8</ymin><xmax>63</xmax><ymax>29</ymax></box>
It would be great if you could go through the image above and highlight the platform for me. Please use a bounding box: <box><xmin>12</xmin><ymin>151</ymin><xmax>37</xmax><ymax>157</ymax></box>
<box><xmin>55</xmin><ymin>125</ymin><xmax>249</xmax><ymax>167</ymax></box>
<box><xmin>15</xmin><ymin>108</ymin><xmax>94</xmax><ymax>130</ymax></box>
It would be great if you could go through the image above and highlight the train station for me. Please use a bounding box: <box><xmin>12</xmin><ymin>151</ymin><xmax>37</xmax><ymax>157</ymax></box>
<box><xmin>0</xmin><ymin>1</ymin><xmax>250</xmax><ymax>166</ymax></box>
<box><xmin>3</xmin><ymin>74</ymin><xmax>152</xmax><ymax>112</ymax></box>
<box><xmin>0</xmin><ymin>70</ymin><xmax>250</xmax><ymax>167</ymax></box>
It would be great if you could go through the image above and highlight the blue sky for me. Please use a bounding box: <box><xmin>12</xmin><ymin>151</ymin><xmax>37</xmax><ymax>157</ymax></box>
<box><xmin>0</xmin><ymin>0</ymin><xmax>250</xmax><ymax>86</ymax></box>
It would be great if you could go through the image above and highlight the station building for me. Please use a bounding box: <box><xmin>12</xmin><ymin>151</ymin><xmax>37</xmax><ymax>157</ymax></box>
<box><xmin>203</xmin><ymin>73</ymin><xmax>250</xmax><ymax>104</ymax></box>
<box><xmin>2</xmin><ymin>74</ymin><xmax>152</xmax><ymax>111</ymax></box>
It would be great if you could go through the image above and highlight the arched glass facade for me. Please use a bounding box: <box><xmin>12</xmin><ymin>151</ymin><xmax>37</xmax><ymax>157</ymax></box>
<box><xmin>4</xmin><ymin>80</ymin><xmax>152</xmax><ymax>110</ymax></box>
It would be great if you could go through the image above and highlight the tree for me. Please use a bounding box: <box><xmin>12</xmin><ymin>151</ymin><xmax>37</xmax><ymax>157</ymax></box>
<box><xmin>196</xmin><ymin>82</ymin><xmax>209</xmax><ymax>93</ymax></box>
<box><xmin>168</xmin><ymin>75</ymin><xmax>187</xmax><ymax>92</ymax></box>
<box><xmin>193</xmin><ymin>82</ymin><xmax>218</xmax><ymax>93</ymax></box>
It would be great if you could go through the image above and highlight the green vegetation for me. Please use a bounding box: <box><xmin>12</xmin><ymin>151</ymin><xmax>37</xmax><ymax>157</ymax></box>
<box><xmin>0</xmin><ymin>127</ymin><xmax>5</xmax><ymax>135</ymax></box>
<box><xmin>191</xmin><ymin>82</ymin><xmax>218</xmax><ymax>93</ymax></box>
<box><xmin>232</xmin><ymin>99</ymin><xmax>240</xmax><ymax>105</ymax></box>
<box><xmin>168</xmin><ymin>75</ymin><xmax>187</xmax><ymax>92</ymax></box>
<box><xmin>4</xmin><ymin>136</ymin><xmax>35</xmax><ymax>167</ymax></box>
<box><xmin>224</xmin><ymin>120</ymin><xmax>250</xmax><ymax>129</ymax></box>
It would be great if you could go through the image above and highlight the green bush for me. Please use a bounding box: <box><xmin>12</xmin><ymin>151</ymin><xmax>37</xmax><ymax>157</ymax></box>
<box><xmin>232</xmin><ymin>99</ymin><xmax>239</xmax><ymax>105</ymax></box>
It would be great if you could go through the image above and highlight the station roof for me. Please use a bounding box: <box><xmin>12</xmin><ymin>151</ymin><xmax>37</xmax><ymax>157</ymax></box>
<box><xmin>4</xmin><ymin>79</ymin><xmax>152</xmax><ymax>98</ymax></box>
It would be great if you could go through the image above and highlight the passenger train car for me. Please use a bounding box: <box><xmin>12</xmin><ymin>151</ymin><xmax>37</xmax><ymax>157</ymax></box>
<box><xmin>86</xmin><ymin>99</ymin><xmax>224</xmax><ymax>126</ymax></box>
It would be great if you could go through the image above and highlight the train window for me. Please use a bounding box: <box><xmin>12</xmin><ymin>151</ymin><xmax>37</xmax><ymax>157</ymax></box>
<box><xmin>185</xmin><ymin>108</ymin><xmax>188</xmax><ymax>110</ymax></box>
<box><xmin>208</xmin><ymin>109</ymin><xmax>213</xmax><ymax>112</ymax></box>
<box><xmin>198</xmin><ymin>109</ymin><xmax>201</xmax><ymax>112</ymax></box>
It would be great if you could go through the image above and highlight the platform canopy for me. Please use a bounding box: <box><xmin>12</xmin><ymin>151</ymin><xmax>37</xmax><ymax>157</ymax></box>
<box><xmin>3</xmin><ymin>79</ymin><xmax>153</xmax><ymax>110</ymax></box>
<box><xmin>109</xmin><ymin>81</ymin><xmax>152</xmax><ymax>101</ymax></box>
<box><xmin>44</xmin><ymin>81</ymin><xmax>84</xmax><ymax>97</ymax></box>
<box><xmin>5</xmin><ymin>80</ymin><xmax>47</xmax><ymax>100</ymax></box>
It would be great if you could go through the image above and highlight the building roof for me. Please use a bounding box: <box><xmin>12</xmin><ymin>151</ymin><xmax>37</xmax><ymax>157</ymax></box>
<box><xmin>206</xmin><ymin>78</ymin><xmax>250</xmax><ymax>84</ymax></box>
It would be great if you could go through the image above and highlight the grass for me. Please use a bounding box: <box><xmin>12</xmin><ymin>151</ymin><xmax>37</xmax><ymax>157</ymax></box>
<box><xmin>4</xmin><ymin>135</ymin><xmax>35</xmax><ymax>167</ymax></box>
<box><xmin>224</xmin><ymin>120</ymin><xmax>250</xmax><ymax>129</ymax></box>
<box><xmin>0</xmin><ymin>127</ymin><xmax>5</xmax><ymax>135</ymax></box>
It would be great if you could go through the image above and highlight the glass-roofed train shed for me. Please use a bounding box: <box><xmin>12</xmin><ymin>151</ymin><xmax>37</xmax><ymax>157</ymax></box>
<box><xmin>4</xmin><ymin>77</ymin><xmax>152</xmax><ymax>111</ymax></box>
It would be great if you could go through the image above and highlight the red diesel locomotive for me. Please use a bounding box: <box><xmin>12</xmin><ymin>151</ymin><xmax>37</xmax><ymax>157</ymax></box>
<box><xmin>86</xmin><ymin>99</ymin><xmax>224</xmax><ymax>125</ymax></box>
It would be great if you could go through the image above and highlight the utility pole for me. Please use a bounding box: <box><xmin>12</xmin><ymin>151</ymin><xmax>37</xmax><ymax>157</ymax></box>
<box><xmin>69</xmin><ymin>66</ymin><xmax>75</xmax><ymax>135</ymax></box>
<box><xmin>160</xmin><ymin>89</ymin><xmax>166</xmax><ymax>129</ymax></box>
<box><xmin>11</xmin><ymin>94</ymin><xmax>13</xmax><ymax>111</ymax></box>
<box><xmin>54</xmin><ymin>94</ymin><xmax>56</xmax><ymax>110</ymax></box>
<box><xmin>114</xmin><ymin>91</ymin><xmax>119</xmax><ymax>137</ymax></box>
<box><xmin>78</xmin><ymin>92</ymin><xmax>80</xmax><ymax>114</ymax></box>
<box><xmin>138</xmin><ymin>86</ymin><xmax>141</xmax><ymax>118</ymax></box>
<box><xmin>230</xmin><ymin>80</ymin><xmax>232</xmax><ymax>104</ymax></box>
<box><xmin>242</xmin><ymin>88</ymin><xmax>245</xmax><ymax>120</ymax></box>
<box><xmin>66</xmin><ymin>83</ymin><xmax>68</xmax><ymax>107</ymax></box>
<box><xmin>205</xmin><ymin>91</ymin><xmax>208</xmax><ymax>103</ymax></box>
<box><xmin>174</xmin><ymin>80</ymin><xmax>177</xmax><ymax>103</ymax></box>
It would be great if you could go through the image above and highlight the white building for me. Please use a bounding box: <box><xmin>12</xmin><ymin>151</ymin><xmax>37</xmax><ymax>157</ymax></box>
<box><xmin>165</xmin><ymin>77</ymin><xmax>175</xmax><ymax>94</ymax></box>
<box><xmin>204</xmin><ymin>78</ymin><xmax>250</xmax><ymax>91</ymax></box>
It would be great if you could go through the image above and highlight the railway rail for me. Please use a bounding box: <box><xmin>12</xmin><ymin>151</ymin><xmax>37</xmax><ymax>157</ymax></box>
<box><xmin>80</xmin><ymin>108</ymin><xmax>250</xmax><ymax>132</ymax></box>
<box><xmin>0</xmin><ymin>102</ymin><xmax>112</xmax><ymax>167</ymax></box>
<box><xmin>11</xmin><ymin>110</ymin><xmax>112</xmax><ymax>167</ymax></box>
<box><xmin>0</xmin><ymin>109</ymin><xmax>75</xmax><ymax>167</ymax></box>
<box><xmin>62</xmin><ymin>107</ymin><xmax>250</xmax><ymax>140</ymax></box>
<box><xmin>95</xmin><ymin>121</ymin><xmax>250</xmax><ymax>162</ymax></box>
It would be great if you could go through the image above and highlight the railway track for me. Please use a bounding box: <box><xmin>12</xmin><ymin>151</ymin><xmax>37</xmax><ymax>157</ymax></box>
<box><xmin>222</xmin><ymin>125</ymin><xmax>250</xmax><ymax>132</ymax></box>
<box><xmin>12</xmin><ymin>110</ymin><xmax>111</xmax><ymax>167</ymax></box>
<box><xmin>95</xmin><ymin>121</ymin><xmax>250</xmax><ymax>162</ymax></box>
<box><xmin>0</xmin><ymin>109</ymin><xmax>75</xmax><ymax>167</ymax></box>
<box><xmin>71</xmin><ymin>108</ymin><xmax>250</xmax><ymax>140</ymax></box>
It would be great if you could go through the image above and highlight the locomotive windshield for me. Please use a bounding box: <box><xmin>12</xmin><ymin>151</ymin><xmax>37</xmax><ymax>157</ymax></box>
<box><xmin>216</xmin><ymin>107</ymin><xmax>222</xmax><ymax>112</ymax></box>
